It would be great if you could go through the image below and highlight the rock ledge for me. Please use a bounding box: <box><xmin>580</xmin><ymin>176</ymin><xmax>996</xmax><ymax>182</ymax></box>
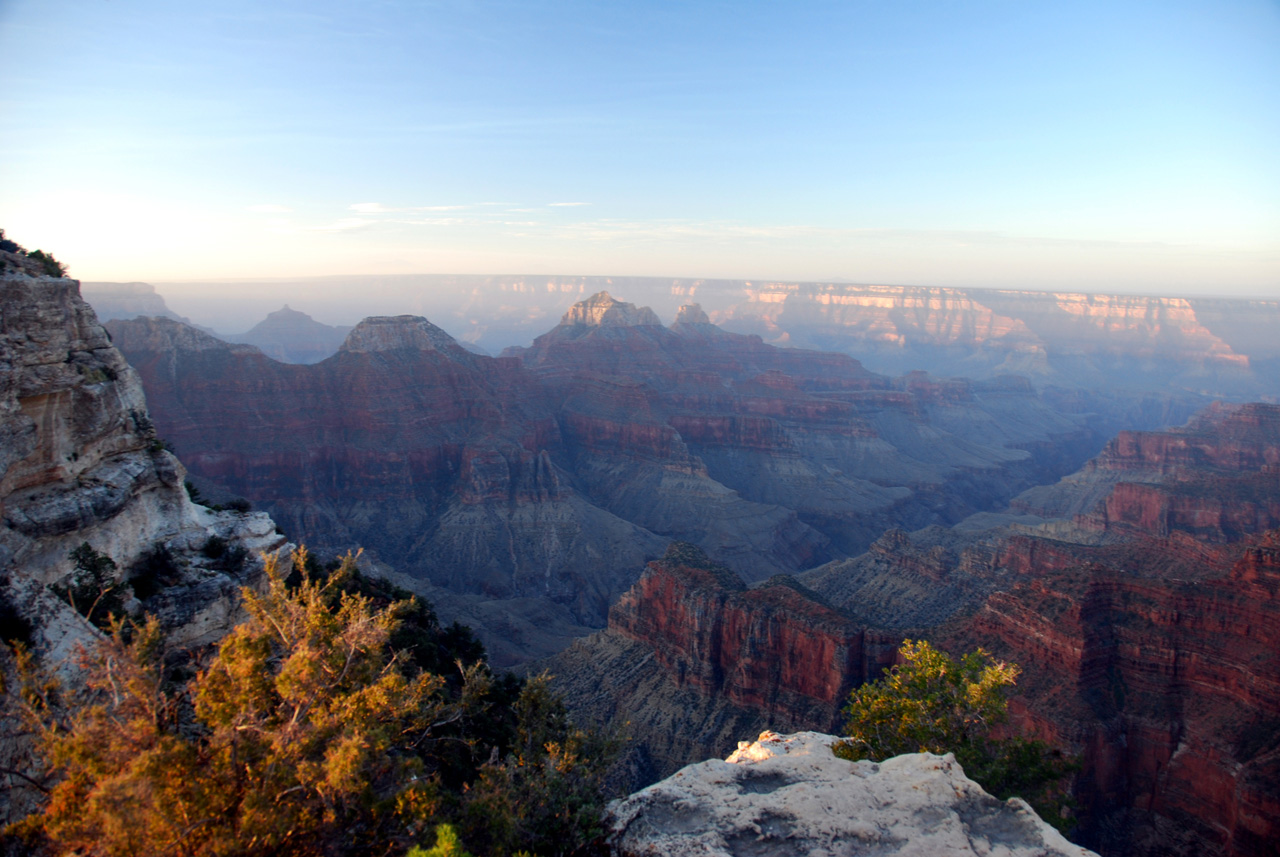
<box><xmin>607</xmin><ymin>731</ymin><xmax>1095</xmax><ymax>857</ymax></box>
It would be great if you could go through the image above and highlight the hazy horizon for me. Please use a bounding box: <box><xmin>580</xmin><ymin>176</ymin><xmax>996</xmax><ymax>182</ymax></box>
<box><xmin>83</xmin><ymin>271</ymin><xmax>1280</xmax><ymax>342</ymax></box>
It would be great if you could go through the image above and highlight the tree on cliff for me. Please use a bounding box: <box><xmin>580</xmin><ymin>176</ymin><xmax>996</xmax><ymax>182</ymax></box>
<box><xmin>4</xmin><ymin>548</ymin><xmax>615</xmax><ymax>857</ymax></box>
<box><xmin>835</xmin><ymin>640</ymin><xmax>1076</xmax><ymax>833</ymax></box>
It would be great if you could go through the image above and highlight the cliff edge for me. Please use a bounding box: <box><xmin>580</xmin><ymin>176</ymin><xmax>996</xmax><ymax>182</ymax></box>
<box><xmin>608</xmin><ymin>731</ymin><xmax>1097</xmax><ymax>857</ymax></box>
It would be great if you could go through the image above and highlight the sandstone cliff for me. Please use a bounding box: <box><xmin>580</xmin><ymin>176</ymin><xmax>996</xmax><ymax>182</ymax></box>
<box><xmin>715</xmin><ymin>282</ymin><xmax>1269</xmax><ymax>396</ymax></box>
<box><xmin>943</xmin><ymin>533</ymin><xmax>1280</xmax><ymax>857</ymax></box>
<box><xmin>543</xmin><ymin>544</ymin><xmax>897</xmax><ymax>783</ymax></box>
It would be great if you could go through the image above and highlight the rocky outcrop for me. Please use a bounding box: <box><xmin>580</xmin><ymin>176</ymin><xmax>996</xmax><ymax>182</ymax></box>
<box><xmin>608</xmin><ymin>545</ymin><xmax>898</xmax><ymax>725</ymax></box>
<box><xmin>608</xmin><ymin>731</ymin><xmax>1097</xmax><ymax>857</ymax></box>
<box><xmin>1011</xmin><ymin>402</ymin><xmax>1280</xmax><ymax>544</ymax></box>
<box><xmin>227</xmin><ymin>304</ymin><xmax>352</xmax><ymax>364</ymax></box>
<box><xmin>559</xmin><ymin>291</ymin><xmax>663</xmax><ymax>327</ymax></box>
<box><xmin>0</xmin><ymin>265</ymin><xmax>288</xmax><ymax>824</ymax></box>
<box><xmin>543</xmin><ymin>545</ymin><xmax>897</xmax><ymax>784</ymax></box>
<box><xmin>0</xmin><ymin>274</ymin><xmax>283</xmax><ymax>588</ymax></box>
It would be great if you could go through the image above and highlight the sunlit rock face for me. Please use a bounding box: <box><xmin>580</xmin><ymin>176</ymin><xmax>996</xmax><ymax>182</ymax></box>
<box><xmin>558</xmin><ymin>290</ymin><xmax>663</xmax><ymax>327</ymax></box>
<box><xmin>542</xmin><ymin>545</ymin><xmax>900</xmax><ymax>785</ymax></box>
<box><xmin>0</xmin><ymin>262</ymin><xmax>288</xmax><ymax>822</ymax></box>
<box><xmin>0</xmin><ymin>270</ymin><xmax>282</xmax><ymax>590</ymax></box>
<box><xmin>608</xmin><ymin>731</ymin><xmax>1097</xmax><ymax>857</ymax></box>
<box><xmin>712</xmin><ymin>282</ymin><xmax>1272</xmax><ymax>395</ymax></box>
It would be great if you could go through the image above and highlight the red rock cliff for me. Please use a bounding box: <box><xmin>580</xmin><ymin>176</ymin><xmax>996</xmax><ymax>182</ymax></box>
<box><xmin>609</xmin><ymin>544</ymin><xmax>898</xmax><ymax>730</ymax></box>
<box><xmin>948</xmin><ymin>533</ymin><xmax>1280</xmax><ymax>857</ymax></box>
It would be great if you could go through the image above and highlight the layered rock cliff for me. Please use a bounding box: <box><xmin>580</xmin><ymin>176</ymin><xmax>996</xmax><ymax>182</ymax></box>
<box><xmin>105</xmin><ymin>313</ymin><xmax>665</xmax><ymax>664</ymax></box>
<box><xmin>714</xmin><ymin>282</ymin><xmax>1270</xmax><ymax>395</ymax></box>
<box><xmin>543</xmin><ymin>544</ymin><xmax>897</xmax><ymax>782</ymax></box>
<box><xmin>944</xmin><ymin>533</ymin><xmax>1280</xmax><ymax>857</ymax></box>
<box><xmin>0</xmin><ymin>258</ymin><xmax>287</xmax><ymax>823</ymax></box>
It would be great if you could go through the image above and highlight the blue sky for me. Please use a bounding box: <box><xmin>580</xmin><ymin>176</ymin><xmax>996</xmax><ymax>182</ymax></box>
<box><xmin>1</xmin><ymin>0</ymin><xmax>1278</xmax><ymax>295</ymax></box>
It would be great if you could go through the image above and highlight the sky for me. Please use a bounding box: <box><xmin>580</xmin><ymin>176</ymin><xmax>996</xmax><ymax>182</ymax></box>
<box><xmin>1</xmin><ymin>0</ymin><xmax>1278</xmax><ymax>296</ymax></box>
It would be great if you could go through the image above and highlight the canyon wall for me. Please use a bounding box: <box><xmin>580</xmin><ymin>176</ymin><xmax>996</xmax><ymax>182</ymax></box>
<box><xmin>0</xmin><ymin>259</ymin><xmax>287</xmax><ymax>824</ymax></box>
<box><xmin>545</xmin><ymin>543</ymin><xmax>897</xmax><ymax>782</ymax></box>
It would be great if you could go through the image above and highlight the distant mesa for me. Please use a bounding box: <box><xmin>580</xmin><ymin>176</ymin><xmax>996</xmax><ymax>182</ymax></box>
<box><xmin>339</xmin><ymin>314</ymin><xmax>471</xmax><ymax>358</ymax></box>
<box><xmin>559</xmin><ymin>291</ymin><xmax>663</xmax><ymax>327</ymax></box>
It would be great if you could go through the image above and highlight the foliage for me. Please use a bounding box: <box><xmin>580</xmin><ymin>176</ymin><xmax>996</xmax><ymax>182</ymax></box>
<box><xmin>7</xmin><ymin>548</ymin><xmax>616</xmax><ymax>857</ymax></box>
<box><xmin>836</xmin><ymin>639</ymin><xmax>1077</xmax><ymax>833</ymax></box>
<box><xmin>54</xmin><ymin>543</ymin><xmax>125</xmax><ymax>630</ymax></box>
<box><xmin>457</xmin><ymin>674</ymin><xmax>617</xmax><ymax>857</ymax></box>
<box><xmin>25</xmin><ymin>250</ymin><xmax>66</xmax><ymax>278</ymax></box>
<box><xmin>407</xmin><ymin>824</ymin><xmax>472</xmax><ymax>857</ymax></box>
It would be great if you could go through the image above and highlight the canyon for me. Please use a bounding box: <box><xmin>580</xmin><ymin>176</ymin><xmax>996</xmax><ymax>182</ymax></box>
<box><xmin>102</xmin><ymin>292</ymin><xmax>1196</xmax><ymax>663</ymax></box>
<box><xmin>547</xmin><ymin>401</ymin><xmax>1280</xmax><ymax>856</ymax></box>
<box><xmin>1</xmin><ymin>254</ymin><xmax>1276</xmax><ymax>856</ymax></box>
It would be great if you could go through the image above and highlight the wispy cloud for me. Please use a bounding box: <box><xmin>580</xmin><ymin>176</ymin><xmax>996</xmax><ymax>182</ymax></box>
<box><xmin>350</xmin><ymin>202</ymin><xmax>391</xmax><ymax>214</ymax></box>
<box><xmin>310</xmin><ymin>218</ymin><xmax>374</xmax><ymax>232</ymax></box>
<box><xmin>548</xmin><ymin>202</ymin><xmax>591</xmax><ymax>207</ymax></box>
<box><xmin>247</xmin><ymin>204</ymin><xmax>292</xmax><ymax>214</ymax></box>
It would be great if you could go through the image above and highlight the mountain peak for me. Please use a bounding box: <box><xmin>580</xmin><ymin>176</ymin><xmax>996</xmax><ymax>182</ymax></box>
<box><xmin>560</xmin><ymin>291</ymin><xmax>662</xmax><ymax>327</ymax></box>
<box><xmin>340</xmin><ymin>315</ymin><xmax>467</xmax><ymax>356</ymax></box>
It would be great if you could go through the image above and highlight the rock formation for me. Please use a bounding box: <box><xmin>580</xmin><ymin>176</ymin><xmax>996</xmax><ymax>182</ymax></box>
<box><xmin>938</xmin><ymin>532</ymin><xmax>1280</xmax><ymax>857</ymax></box>
<box><xmin>543</xmin><ymin>544</ymin><xmax>897</xmax><ymax>782</ymax></box>
<box><xmin>715</xmin><ymin>282</ymin><xmax>1271</xmax><ymax>396</ymax></box>
<box><xmin>0</xmin><ymin>254</ymin><xmax>288</xmax><ymax>823</ymax></box>
<box><xmin>104</xmin><ymin>313</ymin><xmax>665</xmax><ymax>664</ymax></box>
<box><xmin>555</xmin><ymin>403</ymin><xmax>1280</xmax><ymax>856</ymax></box>
<box><xmin>608</xmin><ymin>731</ymin><xmax>1097</xmax><ymax>857</ymax></box>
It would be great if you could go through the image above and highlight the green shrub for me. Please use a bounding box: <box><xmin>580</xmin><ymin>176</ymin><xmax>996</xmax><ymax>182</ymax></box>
<box><xmin>836</xmin><ymin>640</ymin><xmax>1077</xmax><ymax>833</ymax></box>
<box><xmin>53</xmin><ymin>543</ymin><xmax>125</xmax><ymax>629</ymax></box>
<box><xmin>26</xmin><ymin>250</ymin><xmax>66</xmax><ymax>278</ymax></box>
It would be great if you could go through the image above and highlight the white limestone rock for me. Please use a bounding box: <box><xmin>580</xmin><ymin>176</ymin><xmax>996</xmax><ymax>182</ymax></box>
<box><xmin>560</xmin><ymin>291</ymin><xmax>662</xmax><ymax>327</ymax></box>
<box><xmin>608</xmin><ymin>730</ymin><xmax>1097</xmax><ymax>857</ymax></box>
